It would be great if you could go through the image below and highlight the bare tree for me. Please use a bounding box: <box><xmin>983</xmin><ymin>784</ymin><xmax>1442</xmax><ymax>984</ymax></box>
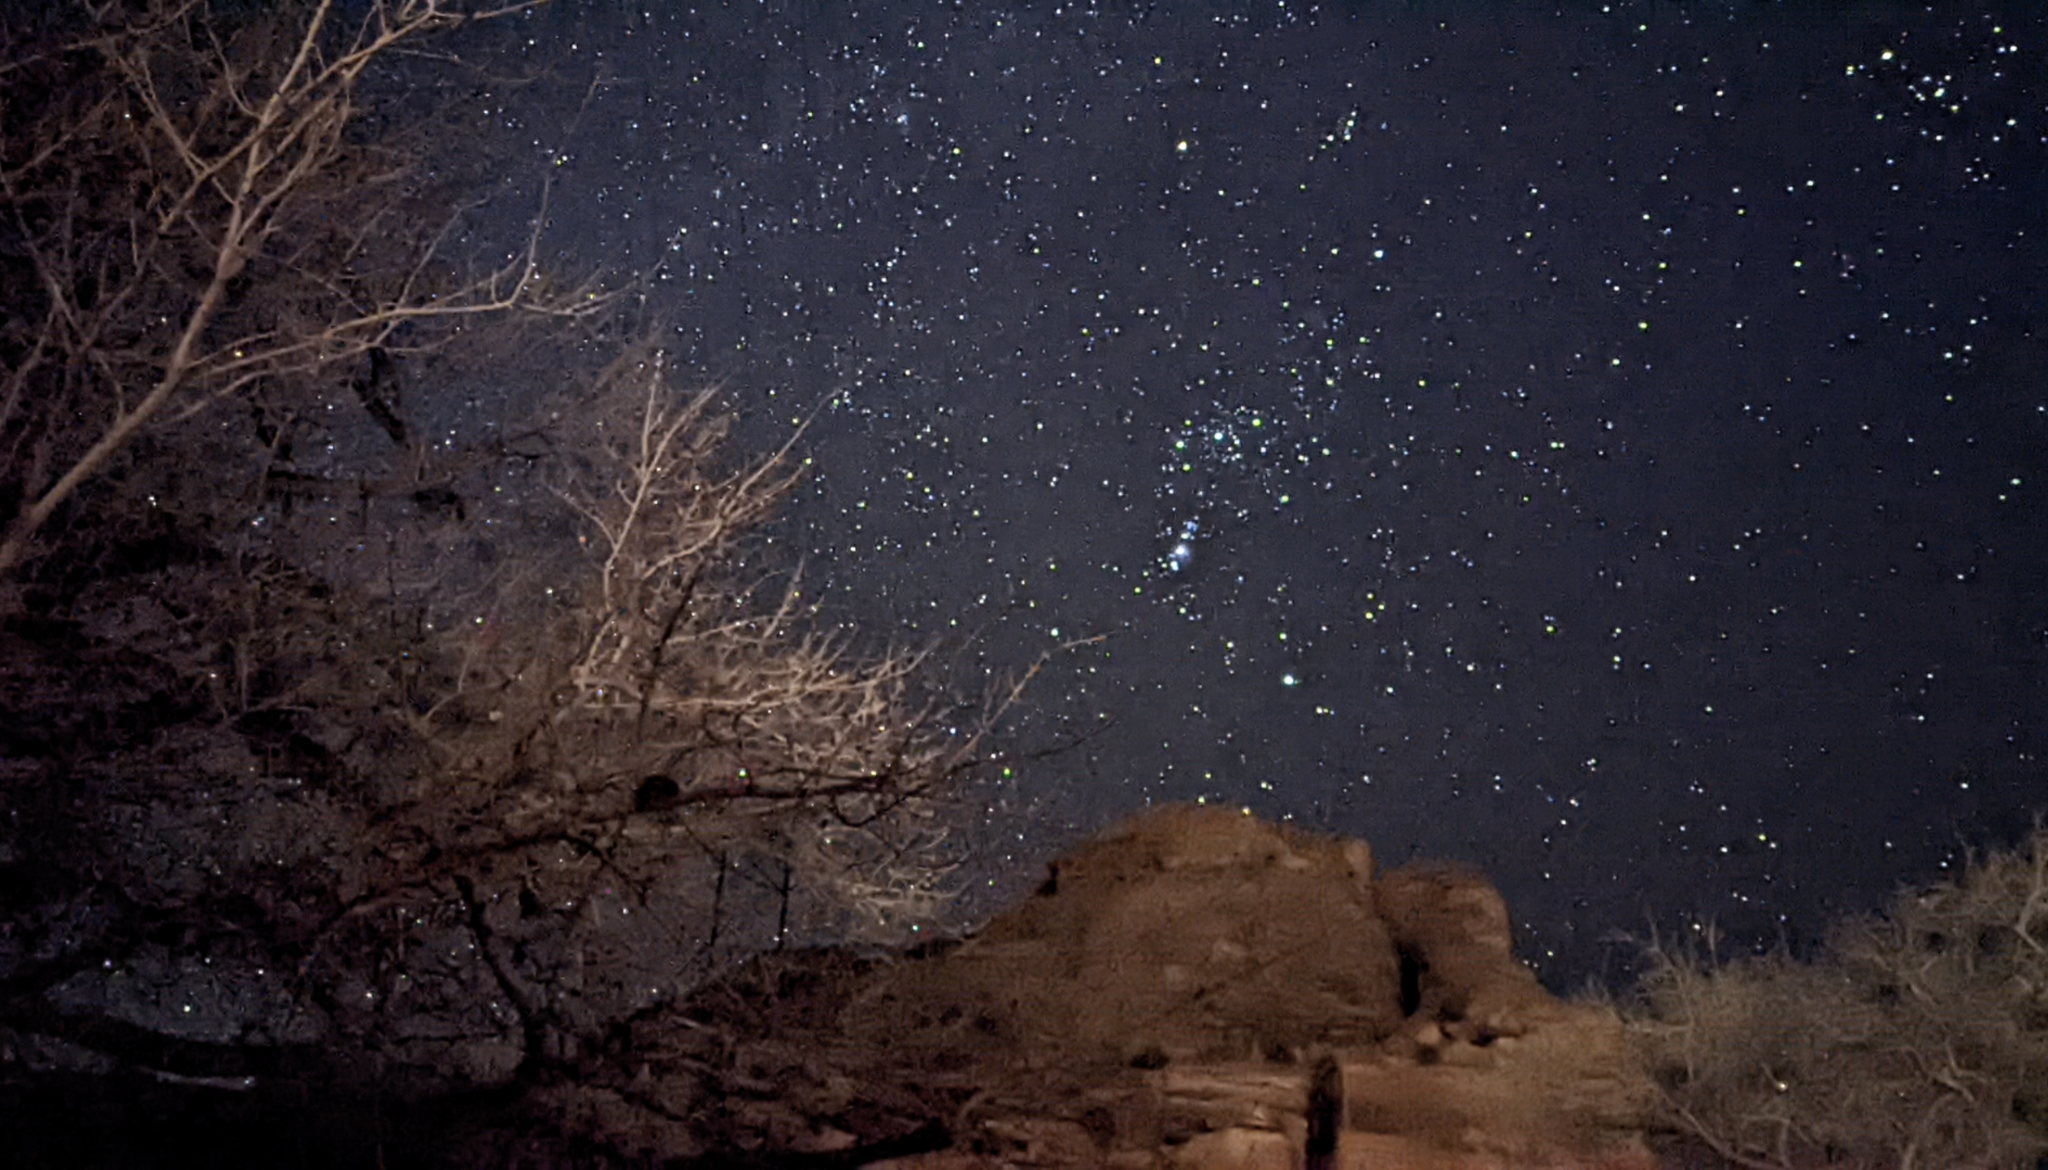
<box><xmin>0</xmin><ymin>340</ymin><xmax>1030</xmax><ymax>1114</ymax></box>
<box><xmin>0</xmin><ymin>0</ymin><xmax>591</xmax><ymax>581</ymax></box>
<box><xmin>0</xmin><ymin>10</ymin><xmax>1054</xmax><ymax>1162</ymax></box>
<box><xmin>330</xmin><ymin>345</ymin><xmax>1022</xmax><ymax>953</ymax></box>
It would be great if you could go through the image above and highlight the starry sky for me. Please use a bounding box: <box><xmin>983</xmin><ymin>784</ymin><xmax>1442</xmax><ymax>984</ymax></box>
<box><xmin>459</xmin><ymin>1</ymin><xmax>2048</xmax><ymax>986</ymax></box>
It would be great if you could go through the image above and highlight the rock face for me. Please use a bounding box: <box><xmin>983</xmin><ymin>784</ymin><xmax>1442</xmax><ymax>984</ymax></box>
<box><xmin>537</xmin><ymin>805</ymin><xmax>1657</xmax><ymax>1168</ymax></box>
<box><xmin>847</xmin><ymin>803</ymin><xmax>1405</xmax><ymax>1066</ymax></box>
<box><xmin>850</xmin><ymin>805</ymin><xmax>1656</xmax><ymax>1168</ymax></box>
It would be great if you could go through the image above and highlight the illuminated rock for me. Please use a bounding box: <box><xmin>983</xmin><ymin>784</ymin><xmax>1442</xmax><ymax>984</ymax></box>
<box><xmin>856</xmin><ymin>804</ymin><xmax>1657</xmax><ymax>1169</ymax></box>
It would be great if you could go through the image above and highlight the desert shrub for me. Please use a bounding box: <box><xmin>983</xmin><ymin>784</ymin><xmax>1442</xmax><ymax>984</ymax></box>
<box><xmin>1626</xmin><ymin>828</ymin><xmax>2048</xmax><ymax>1169</ymax></box>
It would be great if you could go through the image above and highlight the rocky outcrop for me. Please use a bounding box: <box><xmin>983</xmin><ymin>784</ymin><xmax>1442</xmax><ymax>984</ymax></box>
<box><xmin>844</xmin><ymin>803</ymin><xmax>1405</xmax><ymax>1067</ymax></box>
<box><xmin>853</xmin><ymin>804</ymin><xmax>1656</xmax><ymax>1168</ymax></box>
<box><xmin>535</xmin><ymin>805</ymin><xmax>1658</xmax><ymax>1168</ymax></box>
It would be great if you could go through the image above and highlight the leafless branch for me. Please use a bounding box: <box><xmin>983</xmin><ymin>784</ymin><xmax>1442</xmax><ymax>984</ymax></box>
<box><xmin>0</xmin><ymin>0</ymin><xmax>596</xmax><ymax>580</ymax></box>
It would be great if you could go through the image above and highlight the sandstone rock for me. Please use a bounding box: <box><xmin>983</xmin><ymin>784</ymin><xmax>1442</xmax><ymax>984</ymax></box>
<box><xmin>849</xmin><ymin>805</ymin><xmax>1657</xmax><ymax>1169</ymax></box>
<box><xmin>559</xmin><ymin>805</ymin><xmax>1658</xmax><ymax>1168</ymax></box>
<box><xmin>847</xmin><ymin>804</ymin><xmax>1404</xmax><ymax>1067</ymax></box>
<box><xmin>1165</xmin><ymin>1125</ymin><xmax>1297</xmax><ymax>1170</ymax></box>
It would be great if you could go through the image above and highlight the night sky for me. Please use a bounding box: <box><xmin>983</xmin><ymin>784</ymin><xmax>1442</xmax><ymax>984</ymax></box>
<box><xmin>462</xmin><ymin>2</ymin><xmax>2047</xmax><ymax>986</ymax></box>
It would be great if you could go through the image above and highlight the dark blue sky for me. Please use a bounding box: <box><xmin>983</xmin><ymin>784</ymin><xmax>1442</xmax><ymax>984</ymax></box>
<box><xmin>472</xmin><ymin>2</ymin><xmax>2047</xmax><ymax>984</ymax></box>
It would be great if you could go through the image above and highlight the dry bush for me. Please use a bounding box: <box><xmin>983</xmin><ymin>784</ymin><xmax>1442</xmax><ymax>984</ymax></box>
<box><xmin>1626</xmin><ymin>830</ymin><xmax>2048</xmax><ymax>1169</ymax></box>
<box><xmin>0</xmin><ymin>0</ymin><xmax>592</xmax><ymax>581</ymax></box>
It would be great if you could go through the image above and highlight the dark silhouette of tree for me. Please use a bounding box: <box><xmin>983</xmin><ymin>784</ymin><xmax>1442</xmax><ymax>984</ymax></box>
<box><xmin>0</xmin><ymin>6</ymin><xmax>1032</xmax><ymax>1163</ymax></box>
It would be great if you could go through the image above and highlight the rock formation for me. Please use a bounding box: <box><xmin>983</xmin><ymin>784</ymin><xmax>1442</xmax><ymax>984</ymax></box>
<box><xmin>534</xmin><ymin>805</ymin><xmax>1660</xmax><ymax>1168</ymax></box>
<box><xmin>855</xmin><ymin>804</ymin><xmax>1656</xmax><ymax>1168</ymax></box>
